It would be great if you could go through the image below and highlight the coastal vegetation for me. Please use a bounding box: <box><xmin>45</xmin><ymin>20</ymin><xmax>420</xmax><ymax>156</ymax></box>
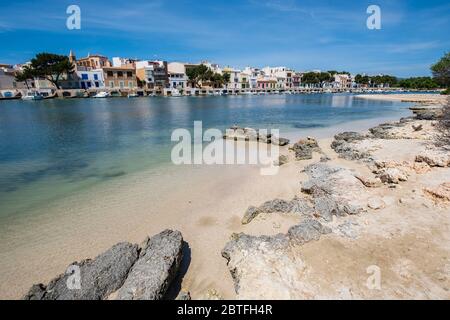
<box><xmin>24</xmin><ymin>53</ymin><xmax>74</xmax><ymax>89</ymax></box>
<box><xmin>14</xmin><ymin>65</ymin><xmax>36</xmax><ymax>90</ymax></box>
<box><xmin>431</xmin><ymin>52</ymin><xmax>450</xmax><ymax>90</ymax></box>
<box><xmin>186</xmin><ymin>64</ymin><xmax>230</xmax><ymax>88</ymax></box>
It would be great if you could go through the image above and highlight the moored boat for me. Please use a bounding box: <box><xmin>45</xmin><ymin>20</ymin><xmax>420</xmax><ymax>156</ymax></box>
<box><xmin>21</xmin><ymin>91</ymin><xmax>43</xmax><ymax>100</ymax></box>
<box><xmin>93</xmin><ymin>91</ymin><xmax>110</xmax><ymax>98</ymax></box>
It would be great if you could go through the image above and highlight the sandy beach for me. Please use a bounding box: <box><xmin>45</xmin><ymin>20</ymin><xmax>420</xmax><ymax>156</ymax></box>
<box><xmin>1</xmin><ymin>93</ymin><xmax>449</xmax><ymax>300</ymax></box>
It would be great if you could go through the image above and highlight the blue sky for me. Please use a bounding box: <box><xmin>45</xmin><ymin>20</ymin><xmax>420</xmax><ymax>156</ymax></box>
<box><xmin>0</xmin><ymin>0</ymin><xmax>449</xmax><ymax>77</ymax></box>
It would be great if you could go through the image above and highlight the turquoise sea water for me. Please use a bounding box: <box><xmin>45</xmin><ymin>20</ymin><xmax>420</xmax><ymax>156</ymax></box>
<box><xmin>0</xmin><ymin>94</ymin><xmax>412</xmax><ymax>218</ymax></box>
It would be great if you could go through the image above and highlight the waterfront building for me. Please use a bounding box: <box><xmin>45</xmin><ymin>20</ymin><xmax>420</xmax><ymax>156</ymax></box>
<box><xmin>223</xmin><ymin>67</ymin><xmax>243</xmax><ymax>90</ymax></box>
<box><xmin>75</xmin><ymin>52</ymin><xmax>111</xmax><ymax>71</ymax></box>
<box><xmin>103</xmin><ymin>67</ymin><xmax>137</xmax><ymax>89</ymax></box>
<box><xmin>333</xmin><ymin>73</ymin><xmax>352</xmax><ymax>89</ymax></box>
<box><xmin>77</xmin><ymin>70</ymin><xmax>105</xmax><ymax>89</ymax></box>
<box><xmin>112</xmin><ymin>57</ymin><xmax>139</xmax><ymax>68</ymax></box>
<box><xmin>0</xmin><ymin>64</ymin><xmax>30</xmax><ymax>93</ymax></box>
<box><xmin>167</xmin><ymin>62</ymin><xmax>188</xmax><ymax>90</ymax></box>
<box><xmin>257</xmin><ymin>76</ymin><xmax>278</xmax><ymax>90</ymax></box>
<box><xmin>292</xmin><ymin>72</ymin><xmax>303</xmax><ymax>88</ymax></box>
<box><xmin>136</xmin><ymin>60</ymin><xmax>169</xmax><ymax>90</ymax></box>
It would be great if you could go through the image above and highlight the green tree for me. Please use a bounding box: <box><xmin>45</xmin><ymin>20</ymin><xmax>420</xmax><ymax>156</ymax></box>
<box><xmin>29</xmin><ymin>53</ymin><xmax>74</xmax><ymax>89</ymax></box>
<box><xmin>186</xmin><ymin>64</ymin><xmax>228</xmax><ymax>88</ymax></box>
<box><xmin>14</xmin><ymin>65</ymin><xmax>36</xmax><ymax>89</ymax></box>
<box><xmin>431</xmin><ymin>52</ymin><xmax>450</xmax><ymax>88</ymax></box>
<box><xmin>186</xmin><ymin>64</ymin><xmax>209</xmax><ymax>88</ymax></box>
<box><xmin>397</xmin><ymin>77</ymin><xmax>439</xmax><ymax>89</ymax></box>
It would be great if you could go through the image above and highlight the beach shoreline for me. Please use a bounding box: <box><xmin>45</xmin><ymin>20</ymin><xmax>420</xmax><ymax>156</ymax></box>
<box><xmin>1</xmin><ymin>93</ymin><xmax>448</xmax><ymax>300</ymax></box>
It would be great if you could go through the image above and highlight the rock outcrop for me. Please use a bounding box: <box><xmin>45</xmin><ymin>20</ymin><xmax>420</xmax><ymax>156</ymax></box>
<box><xmin>117</xmin><ymin>230</ymin><xmax>183</xmax><ymax>300</ymax></box>
<box><xmin>290</xmin><ymin>137</ymin><xmax>321</xmax><ymax>160</ymax></box>
<box><xmin>222</xmin><ymin>219</ymin><xmax>331</xmax><ymax>299</ymax></box>
<box><xmin>331</xmin><ymin>132</ymin><xmax>373</xmax><ymax>161</ymax></box>
<box><xmin>24</xmin><ymin>243</ymin><xmax>139</xmax><ymax>300</ymax></box>
<box><xmin>424</xmin><ymin>182</ymin><xmax>450</xmax><ymax>203</ymax></box>
<box><xmin>223</xmin><ymin>126</ymin><xmax>289</xmax><ymax>146</ymax></box>
<box><xmin>241</xmin><ymin>196</ymin><xmax>314</xmax><ymax>224</ymax></box>
<box><xmin>415</xmin><ymin>148</ymin><xmax>450</xmax><ymax>167</ymax></box>
<box><xmin>369</xmin><ymin>118</ymin><xmax>436</xmax><ymax>140</ymax></box>
<box><xmin>372</xmin><ymin>160</ymin><xmax>410</xmax><ymax>184</ymax></box>
<box><xmin>301</xmin><ymin>163</ymin><xmax>368</xmax><ymax>221</ymax></box>
<box><xmin>24</xmin><ymin>230</ymin><xmax>184</xmax><ymax>300</ymax></box>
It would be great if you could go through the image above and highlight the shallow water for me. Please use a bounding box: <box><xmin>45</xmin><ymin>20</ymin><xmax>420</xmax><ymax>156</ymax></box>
<box><xmin>0</xmin><ymin>94</ymin><xmax>411</xmax><ymax>218</ymax></box>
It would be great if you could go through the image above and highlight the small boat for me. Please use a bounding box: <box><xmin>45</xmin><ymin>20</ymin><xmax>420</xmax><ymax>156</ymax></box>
<box><xmin>22</xmin><ymin>91</ymin><xmax>43</xmax><ymax>100</ymax></box>
<box><xmin>170</xmin><ymin>89</ymin><xmax>182</xmax><ymax>97</ymax></box>
<box><xmin>128</xmin><ymin>93</ymin><xmax>139</xmax><ymax>98</ymax></box>
<box><xmin>93</xmin><ymin>91</ymin><xmax>110</xmax><ymax>98</ymax></box>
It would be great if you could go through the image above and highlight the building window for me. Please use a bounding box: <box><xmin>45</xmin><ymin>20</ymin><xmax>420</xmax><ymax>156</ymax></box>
<box><xmin>119</xmin><ymin>81</ymin><xmax>124</xmax><ymax>88</ymax></box>
<box><xmin>81</xmin><ymin>73</ymin><xmax>88</xmax><ymax>80</ymax></box>
<box><xmin>95</xmin><ymin>81</ymin><xmax>99</xmax><ymax>88</ymax></box>
<box><xmin>118</xmin><ymin>72</ymin><xmax>123</xmax><ymax>77</ymax></box>
<box><xmin>107</xmin><ymin>71</ymin><xmax>113</xmax><ymax>77</ymax></box>
<box><xmin>127</xmin><ymin>72</ymin><xmax>133</xmax><ymax>78</ymax></box>
<box><xmin>87</xmin><ymin>82</ymin><xmax>92</xmax><ymax>88</ymax></box>
<box><xmin>128</xmin><ymin>81</ymin><xmax>133</xmax><ymax>88</ymax></box>
<box><xmin>94</xmin><ymin>74</ymin><xmax>98</xmax><ymax>80</ymax></box>
<box><xmin>109</xmin><ymin>81</ymin><xmax>114</xmax><ymax>88</ymax></box>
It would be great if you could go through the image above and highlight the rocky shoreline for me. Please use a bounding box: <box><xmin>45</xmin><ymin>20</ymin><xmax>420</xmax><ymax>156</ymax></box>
<box><xmin>22</xmin><ymin>95</ymin><xmax>450</xmax><ymax>300</ymax></box>
<box><xmin>221</xmin><ymin>96</ymin><xmax>450</xmax><ymax>299</ymax></box>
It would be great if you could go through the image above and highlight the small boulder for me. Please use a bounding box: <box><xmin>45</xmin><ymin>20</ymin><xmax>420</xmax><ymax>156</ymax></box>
<box><xmin>242</xmin><ymin>206</ymin><xmax>261</xmax><ymax>225</ymax></box>
<box><xmin>290</xmin><ymin>137</ymin><xmax>321</xmax><ymax>160</ymax></box>
<box><xmin>117</xmin><ymin>230</ymin><xmax>183</xmax><ymax>300</ymax></box>
<box><xmin>23</xmin><ymin>242</ymin><xmax>139</xmax><ymax>300</ymax></box>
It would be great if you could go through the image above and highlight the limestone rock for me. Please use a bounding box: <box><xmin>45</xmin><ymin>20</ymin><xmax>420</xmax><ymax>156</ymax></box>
<box><xmin>415</xmin><ymin>148</ymin><xmax>450</xmax><ymax>167</ymax></box>
<box><xmin>354</xmin><ymin>174</ymin><xmax>382</xmax><ymax>188</ymax></box>
<box><xmin>331</xmin><ymin>133</ymin><xmax>374</xmax><ymax>161</ymax></box>
<box><xmin>373</xmin><ymin>160</ymin><xmax>410</xmax><ymax>184</ymax></box>
<box><xmin>117</xmin><ymin>230</ymin><xmax>183</xmax><ymax>300</ymax></box>
<box><xmin>23</xmin><ymin>243</ymin><xmax>139</xmax><ymax>300</ymax></box>
<box><xmin>271</xmin><ymin>137</ymin><xmax>290</xmax><ymax>146</ymax></box>
<box><xmin>424</xmin><ymin>183</ymin><xmax>450</xmax><ymax>203</ymax></box>
<box><xmin>290</xmin><ymin>137</ymin><xmax>321</xmax><ymax>160</ymax></box>
<box><xmin>301</xmin><ymin>163</ymin><xmax>367</xmax><ymax>220</ymax></box>
<box><xmin>241</xmin><ymin>196</ymin><xmax>314</xmax><ymax>224</ymax></box>
<box><xmin>222</xmin><ymin>219</ymin><xmax>330</xmax><ymax>299</ymax></box>
<box><xmin>287</xmin><ymin>219</ymin><xmax>332</xmax><ymax>245</ymax></box>
<box><xmin>274</xmin><ymin>155</ymin><xmax>289</xmax><ymax>166</ymax></box>
<box><xmin>241</xmin><ymin>206</ymin><xmax>261</xmax><ymax>225</ymax></box>
<box><xmin>334</xmin><ymin>132</ymin><xmax>367</xmax><ymax>142</ymax></box>
<box><xmin>378</xmin><ymin>168</ymin><xmax>409</xmax><ymax>184</ymax></box>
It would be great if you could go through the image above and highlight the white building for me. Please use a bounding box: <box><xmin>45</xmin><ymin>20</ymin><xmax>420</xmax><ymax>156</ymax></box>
<box><xmin>223</xmin><ymin>67</ymin><xmax>244</xmax><ymax>90</ymax></box>
<box><xmin>242</xmin><ymin>67</ymin><xmax>262</xmax><ymax>89</ymax></box>
<box><xmin>333</xmin><ymin>74</ymin><xmax>352</xmax><ymax>89</ymax></box>
<box><xmin>77</xmin><ymin>69</ymin><xmax>105</xmax><ymax>89</ymax></box>
<box><xmin>112</xmin><ymin>57</ymin><xmax>138</xmax><ymax>68</ymax></box>
<box><xmin>261</xmin><ymin>66</ymin><xmax>294</xmax><ymax>90</ymax></box>
<box><xmin>167</xmin><ymin>62</ymin><xmax>188</xmax><ymax>90</ymax></box>
<box><xmin>135</xmin><ymin>60</ymin><xmax>168</xmax><ymax>89</ymax></box>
